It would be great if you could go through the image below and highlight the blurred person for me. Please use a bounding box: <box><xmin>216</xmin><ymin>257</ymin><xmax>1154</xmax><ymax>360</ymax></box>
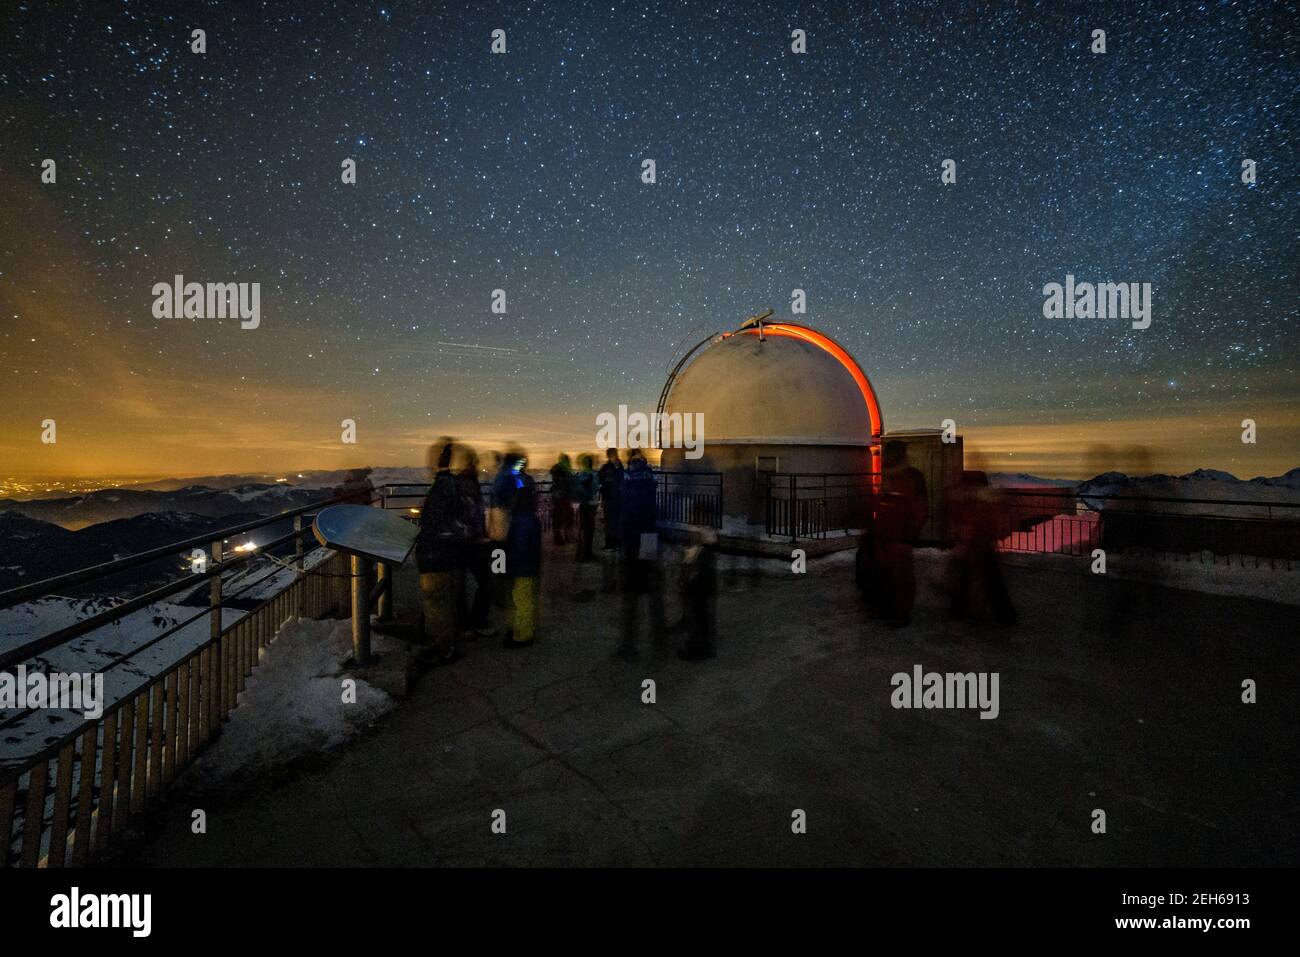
<box><xmin>489</xmin><ymin>450</ymin><xmax>525</xmax><ymax>541</ymax></box>
<box><xmin>335</xmin><ymin>467</ymin><xmax>375</xmax><ymax>505</ymax></box>
<box><xmin>617</xmin><ymin>451</ymin><xmax>666</xmax><ymax>658</ymax></box>
<box><xmin>598</xmin><ymin>447</ymin><xmax>625</xmax><ymax>549</ymax></box>
<box><xmin>549</xmin><ymin>453</ymin><xmax>575</xmax><ymax>545</ymax></box>
<box><xmin>416</xmin><ymin>440</ymin><xmax>470</xmax><ymax>665</ymax></box>
<box><xmin>677</xmin><ymin>526</ymin><xmax>718</xmax><ymax>661</ymax></box>
<box><xmin>504</xmin><ymin>474</ymin><xmax>541</xmax><ymax>648</ymax></box>
<box><xmin>947</xmin><ymin>470</ymin><xmax>1017</xmax><ymax>626</ymax></box>
<box><xmin>869</xmin><ymin>440</ymin><xmax>927</xmax><ymax>626</ymax></box>
<box><xmin>489</xmin><ymin>450</ymin><xmax>527</xmax><ymax>608</ymax></box>
<box><xmin>572</xmin><ymin>453</ymin><xmax>600</xmax><ymax>561</ymax></box>
<box><xmin>458</xmin><ymin>449</ymin><xmax>496</xmax><ymax>638</ymax></box>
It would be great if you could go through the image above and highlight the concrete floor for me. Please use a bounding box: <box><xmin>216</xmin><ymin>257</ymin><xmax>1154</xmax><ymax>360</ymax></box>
<box><xmin>120</xmin><ymin>542</ymin><xmax>1298</xmax><ymax>867</ymax></box>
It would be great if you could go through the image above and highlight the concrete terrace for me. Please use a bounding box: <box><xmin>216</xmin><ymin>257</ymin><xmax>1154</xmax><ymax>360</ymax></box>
<box><xmin>119</xmin><ymin>544</ymin><xmax>1298</xmax><ymax>867</ymax></box>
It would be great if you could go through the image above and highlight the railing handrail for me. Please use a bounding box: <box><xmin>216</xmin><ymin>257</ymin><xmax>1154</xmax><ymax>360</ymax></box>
<box><xmin>767</xmin><ymin>471</ymin><xmax>878</xmax><ymax>478</ymax></box>
<box><xmin>381</xmin><ymin>468</ymin><xmax>722</xmax><ymax>486</ymax></box>
<box><xmin>0</xmin><ymin>491</ymin><xmax>356</xmax><ymax>612</ymax></box>
<box><xmin>379</xmin><ymin>471</ymin><xmax>724</xmax><ymax>503</ymax></box>
<box><xmin>757</xmin><ymin>472</ymin><xmax>1299</xmax><ymax>512</ymax></box>
<box><xmin>0</xmin><ymin>549</ymin><xmax>351</xmax><ymax>855</ymax></box>
<box><xmin>0</xmin><ymin>522</ymin><xmax>322</xmax><ymax>673</ymax></box>
<box><xmin>999</xmin><ymin>488</ymin><xmax>1300</xmax><ymax>510</ymax></box>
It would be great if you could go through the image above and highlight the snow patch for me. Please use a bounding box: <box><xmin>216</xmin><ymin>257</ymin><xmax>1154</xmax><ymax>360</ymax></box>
<box><xmin>186</xmin><ymin>618</ymin><xmax>394</xmax><ymax>784</ymax></box>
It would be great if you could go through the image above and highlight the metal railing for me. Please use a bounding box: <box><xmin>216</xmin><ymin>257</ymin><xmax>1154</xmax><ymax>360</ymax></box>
<box><xmin>656</xmin><ymin>471</ymin><xmax>722</xmax><ymax>529</ymax></box>
<box><xmin>766</xmin><ymin>472</ymin><xmax>881</xmax><ymax>542</ymax></box>
<box><xmin>381</xmin><ymin>469</ymin><xmax>725</xmax><ymax>532</ymax></box>
<box><xmin>995</xmin><ymin>488</ymin><xmax>1300</xmax><ymax>567</ymax></box>
<box><xmin>382</xmin><ymin>479</ymin><xmax>557</xmax><ymax>531</ymax></box>
<box><xmin>761</xmin><ymin>474</ymin><xmax>1300</xmax><ymax>566</ymax></box>
<box><xmin>0</xmin><ymin>494</ymin><xmax>359</xmax><ymax>867</ymax></box>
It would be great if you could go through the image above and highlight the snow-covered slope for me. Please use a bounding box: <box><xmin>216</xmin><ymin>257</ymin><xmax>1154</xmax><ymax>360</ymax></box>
<box><xmin>183</xmin><ymin>618</ymin><xmax>394</xmax><ymax>784</ymax></box>
<box><xmin>0</xmin><ymin>547</ymin><xmax>336</xmax><ymax>762</ymax></box>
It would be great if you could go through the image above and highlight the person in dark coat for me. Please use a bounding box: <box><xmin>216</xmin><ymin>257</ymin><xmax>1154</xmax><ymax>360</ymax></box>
<box><xmin>549</xmin><ymin>453</ymin><xmax>575</xmax><ymax>545</ymax></box>
<box><xmin>572</xmin><ymin>453</ymin><xmax>600</xmax><ymax>561</ymax></box>
<box><xmin>503</xmin><ymin>475</ymin><xmax>541</xmax><ymax>648</ymax></box>
<box><xmin>457</xmin><ymin>450</ymin><xmax>496</xmax><ymax>638</ymax></box>
<box><xmin>416</xmin><ymin>440</ymin><xmax>471</xmax><ymax>664</ymax></box>
<box><xmin>619</xmin><ymin>453</ymin><xmax>657</xmax><ymax>545</ymax></box>
<box><xmin>677</xmin><ymin>527</ymin><xmax>718</xmax><ymax>661</ymax></box>
<box><xmin>334</xmin><ymin>467</ymin><xmax>375</xmax><ymax>505</ymax></box>
<box><xmin>617</xmin><ymin>453</ymin><xmax>665</xmax><ymax>658</ymax></box>
<box><xmin>597</xmin><ymin>448</ymin><xmax>625</xmax><ymax>550</ymax></box>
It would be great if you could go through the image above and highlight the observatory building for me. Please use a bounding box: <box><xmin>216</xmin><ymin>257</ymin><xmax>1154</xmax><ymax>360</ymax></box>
<box><xmin>657</xmin><ymin>316</ymin><xmax>885</xmax><ymax>533</ymax></box>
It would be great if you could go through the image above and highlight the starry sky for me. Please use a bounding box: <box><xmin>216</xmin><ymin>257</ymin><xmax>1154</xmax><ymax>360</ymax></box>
<box><xmin>1</xmin><ymin>0</ymin><xmax>1296</xmax><ymax>481</ymax></box>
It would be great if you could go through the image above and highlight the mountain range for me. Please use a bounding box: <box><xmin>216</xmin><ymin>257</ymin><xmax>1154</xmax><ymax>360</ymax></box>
<box><xmin>0</xmin><ymin>483</ymin><xmax>327</xmax><ymax>530</ymax></box>
<box><xmin>0</xmin><ymin>509</ymin><xmax>274</xmax><ymax>594</ymax></box>
<box><xmin>991</xmin><ymin>467</ymin><xmax>1300</xmax><ymax>495</ymax></box>
<box><xmin>2</xmin><ymin>467</ymin><xmax>1297</xmax><ymax>597</ymax></box>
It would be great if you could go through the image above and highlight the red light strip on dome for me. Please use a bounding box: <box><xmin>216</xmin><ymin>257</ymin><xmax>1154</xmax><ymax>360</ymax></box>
<box><xmin>738</xmin><ymin>324</ymin><xmax>883</xmax><ymax>437</ymax></box>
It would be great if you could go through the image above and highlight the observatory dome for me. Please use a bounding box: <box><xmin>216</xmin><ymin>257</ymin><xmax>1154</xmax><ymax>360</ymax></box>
<box><xmin>662</xmin><ymin>326</ymin><xmax>879</xmax><ymax>446</ymax></box>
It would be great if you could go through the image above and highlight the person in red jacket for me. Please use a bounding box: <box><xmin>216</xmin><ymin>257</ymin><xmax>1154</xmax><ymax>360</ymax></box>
<box><xmin>947</xmin><ymin>470</ymin><xmax>1017</xmax><ymax>626</ymax></box>
<box><xmin>871</xmin><ymin>441</ymin><xmax>927</xmax><ymax>627</ymax></box>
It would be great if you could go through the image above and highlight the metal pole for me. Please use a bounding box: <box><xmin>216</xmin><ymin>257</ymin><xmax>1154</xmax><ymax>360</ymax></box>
<box><xmin>350</xmin><ymin>555</ymin><xmax>371</xmax><ymax>665</ymax></box>
<box><xmin>790</xmin><ymin>474</ymin><xmax>797</xmax><ymax>544</ymax></box>
<box><xmin>717</xmin><ymin>472</ymin><xmax>723</xmax><ymax>529</ymax></box>
<box><xmin>375</xmin><ymin>561</ymin><xmax>392</xmax><ymax>622</ymax></box>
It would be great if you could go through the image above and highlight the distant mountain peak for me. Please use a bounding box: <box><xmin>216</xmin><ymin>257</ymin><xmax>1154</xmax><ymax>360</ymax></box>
<box><xmin>1181</xmin><ymin>468</ymin><xmax>1240</xmax><ymax>482</ymax></box>
<box><xmin>1250</xmin><ymin>467</ymin><xmax>1300</xmax><ymax>490</ymax></box>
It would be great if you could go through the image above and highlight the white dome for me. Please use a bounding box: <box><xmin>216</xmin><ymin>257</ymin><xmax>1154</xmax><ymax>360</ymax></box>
<box><xmin>662</xmin><ymin>327</ymin><xmax>878</xmax><ymax>446</ymax></box>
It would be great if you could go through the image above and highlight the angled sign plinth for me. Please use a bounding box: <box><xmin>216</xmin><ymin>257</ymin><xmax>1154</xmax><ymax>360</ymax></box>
<box><xmin>313</xmin><ymin>504</ymin><xmax>418</xmax><ymax>566</ymax></box>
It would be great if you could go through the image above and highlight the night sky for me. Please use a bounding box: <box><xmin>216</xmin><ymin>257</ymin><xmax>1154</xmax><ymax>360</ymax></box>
<box><xmin>2</xmin><ymin>0</ymin><xmax>1296</xmax><ymax>480</ymax></box>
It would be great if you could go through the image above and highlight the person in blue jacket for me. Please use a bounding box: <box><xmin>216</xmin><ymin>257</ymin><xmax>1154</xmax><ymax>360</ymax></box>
<box><xmin>503</xmin><ymin>474</ymin><xmax>541</xmax><ymax>649</ymax></box>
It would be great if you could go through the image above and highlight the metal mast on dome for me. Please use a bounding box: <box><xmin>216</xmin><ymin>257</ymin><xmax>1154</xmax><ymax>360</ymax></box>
<box><xmin>654</xmin><ymin>308</ymin><xmax>774</xmax><ymax>447</ymax></box>
<box><xmin>736</xmin><ymin>307</ymin><xmax>774</xmax><ymax>340</ymax></box>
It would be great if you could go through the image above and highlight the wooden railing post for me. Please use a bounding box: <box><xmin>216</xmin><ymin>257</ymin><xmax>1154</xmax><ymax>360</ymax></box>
<box><xmin>0</xmin><ymin>496</ymin><xmax>364</xmax><ymax>869</ymax></box>
<box><xmin>293</xmin><ymin>514</ymin><xmax>305</xmax><ymax>614</ymax></box>
<box><xmin>351</xmin><ymin>555</ymin><xmax>372</xmax><ymax>665</ymax></box>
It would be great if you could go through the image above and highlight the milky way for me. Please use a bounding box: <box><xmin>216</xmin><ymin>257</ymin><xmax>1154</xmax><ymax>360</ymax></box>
<box><xmin>1</xmin><ymin>0</ymin><xmax>1296</xmax><ymax>478</ymax></box>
